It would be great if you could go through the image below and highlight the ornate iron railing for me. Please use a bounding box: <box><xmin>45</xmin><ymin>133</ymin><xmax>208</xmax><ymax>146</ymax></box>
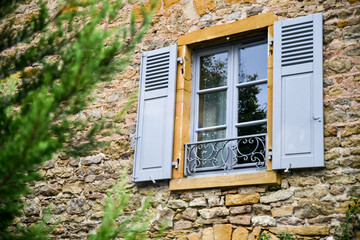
<box><xmin>184</xmin><ymin>133</ymin><xmax>267</xmax><ymax>176</ymax></box>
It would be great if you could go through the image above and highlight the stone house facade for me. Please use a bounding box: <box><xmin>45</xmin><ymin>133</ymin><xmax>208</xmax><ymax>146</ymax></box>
<box><xmin>17</xmin><ymin>0</ymin><xmax>360</xmax><ymax>239</ymax></box>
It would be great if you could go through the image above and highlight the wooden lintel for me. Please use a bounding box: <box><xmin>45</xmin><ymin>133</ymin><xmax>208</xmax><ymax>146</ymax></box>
<box><xmin>178</xmin><ymin>12</ymin><xmax>278</xmax><ymax>46</ymax></box>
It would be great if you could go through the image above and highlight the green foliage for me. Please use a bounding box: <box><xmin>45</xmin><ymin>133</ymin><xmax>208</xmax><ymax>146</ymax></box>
<box><xmin>260</xmin><ymin>230</ymin><xmax>296</xmax><ymax>240</ymax></box>
<box><xmin>278</xmin><ymin>231</ymin><xmax>295</xmax><ymax>240</ymax></box>
<box><xmin>335</xmin><ymin>194</ymin><xmax>360</xmax><ymax>240</ymax></box>
<box><xmin>88</xmin><ymin>175</ymin><xmax>152</xmax><ymax>240</ymax></box>
<box><xmin>260</xmin><ymin>232</ymin><xmax>271</xmax><ymax>240</ymax></box>
<box><xmin>0</xmin><ymin>0</ymin><xmax>156</xmax><ymax>239</ymax></box>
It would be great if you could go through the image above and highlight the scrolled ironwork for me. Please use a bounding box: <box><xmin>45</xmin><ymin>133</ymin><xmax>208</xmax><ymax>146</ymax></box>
<box><xmin>185</xmin><ymin>134</ymin><xmax>266</xmax><ymax>176</ymax></box>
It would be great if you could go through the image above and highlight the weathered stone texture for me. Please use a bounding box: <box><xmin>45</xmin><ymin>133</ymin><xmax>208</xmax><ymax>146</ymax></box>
<box><xmin>174</xmin><ymin>220</ymin><xmax>192</xmax><ymax>230</ymax></box>
<box><xmin>228</xmin><ymin>215</ymin><xmax>251</xmax><ymax>225</ymax></box>
<box><xmin>271</xmin><ymin>206</ymin><xmax>293</xmax><ymax>217</ymax></box>
<box><xmin>189</xmin><ymin>197</ymin><xmax>207</xmax><ymax>207</ymax></box>
<box><xmin>213</xmin><ymin>224</ymin><xmax>232</xmax><ymax>240</ymax></box>
<box><xmin>248</xmin><ymin>227</ymin><xmax>261</xmax><ymax>240</ymax></box>
<box><xmin>294</xmin><ymin>200</ymin><xmax>334</xmax><ymax>218</ymax></box>
<box><xmin>201</xmin><ymin>227</ymin><xmax>214</xmax><ymax>240</ymax></box>
<box><xmin>15</xmin><ymin>0</ymin><xmax>360</xmax><ymax>238</ymax></box>
<box><xmin>232</xmin><ymin>227</ymin><xmax>249</xmax><ymax>240</ymax></box>
<box><xmin>182</xmin><ymin>208</ymin><xmax>198</xmax><ymax>221</ymax></box>
<box><xmin>229</xmin><ymin>205</ymin><xmax>251</xmax><ymax>215</ymax></box>
<box><xmin>251</xmin><ymin>216</ymin><xmax>276</xmax><ymax>227</ymax></box>
<box><xmin>260</xmin><ymin>190</ymin><xmax>293</xmax><ymax>203</ymax></box>
<box><xmin>225</xmin><ymin>193</ymin><xmax>260</xmax><ymax>206</ymax></box>
<box><xmin>269</xmin><ymin>226</ymin><xmax>330</xmax><ymax>236</ymax></box>
<box><xmin>168</xmin><ymin>199</ymin><xmax>189</xmax><ymax>209</ymax></box>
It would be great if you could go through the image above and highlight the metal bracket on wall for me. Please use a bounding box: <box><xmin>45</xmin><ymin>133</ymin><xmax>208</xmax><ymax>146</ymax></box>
<box><xmin>172</xmin><ymin>159</ymin><xmax>179</xmax><ymax>169</ymax></box>
<box><xmin>130</xmin><ymin>133</ymin><xmax>140</xmax><ymax>149</ymax></box>
<box><xmin>177</xmin><ymin>57</ymin><xmax>184</xmax><ymax>64</ymax></box>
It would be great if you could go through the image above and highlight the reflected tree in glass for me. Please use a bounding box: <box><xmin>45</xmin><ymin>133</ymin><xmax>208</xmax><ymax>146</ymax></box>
<box><xmin>200</xmin><ymin>52</ymin><xmax>228</xmax><ymax>89</ymax></box>
<box><xmin>237</xmin><ymin>74</ymin><xmax>267</xmax><ymax>165</ymax></box>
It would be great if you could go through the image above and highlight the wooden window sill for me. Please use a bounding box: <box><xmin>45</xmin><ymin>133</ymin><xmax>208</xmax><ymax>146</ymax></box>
<box><xmin>169</xmin><ymin>171</ymin><xmax>280</xmax><ymax>191</ymax></box>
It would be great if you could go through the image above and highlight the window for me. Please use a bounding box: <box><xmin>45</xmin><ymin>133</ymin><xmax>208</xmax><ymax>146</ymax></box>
<box><xmin>132</xmin><ymin>13</ymin><xmax>324</xmax><ymax>190</ymax></box>
<box><xmin>186</xmin><ymin>37</ymin><xmax>269</xmax><ymax>176</ymax></box>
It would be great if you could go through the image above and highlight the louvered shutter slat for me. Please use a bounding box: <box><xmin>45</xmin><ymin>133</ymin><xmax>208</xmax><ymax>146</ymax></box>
<box><xmin>133</xmin><ymin>45</ymin><xmax>177</xmax><ymax>182</ymax></box>
<box><xmin>273</xmin><ymin>13</ymin><xmax>324</xmax><ymax>170</ymax></box>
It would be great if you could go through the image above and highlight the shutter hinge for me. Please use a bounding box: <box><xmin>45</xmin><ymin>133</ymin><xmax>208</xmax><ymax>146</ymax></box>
<box><xmin>149</xmin><ymin>177</ymin><xmax>156</xmax><ymax>184</ymax></box>
<box><xmin>284</xmin><ymin>163</ymin><xmax>292</xmax><ymax>175</ymax></box>
<box><xmin>177</xmin><ymin>57</ymin><xmax>184</xmax><ymax>64</ymax></box>
<box><xmin>269</xmin><ymin>38</ymin><xmax>274</xmax><ymax>46</ymax></box>
<box><xmin>268</xmin><ymin>150</ymin><xmax>273</xmax><ymax>160</ymax></box>
<box><xmin>130</xmin><ymin>133</ymin><xmax>140</xmax><ymax>149</ymax></box>
<box><xmin>172</xmin><ymin>159</ymin><xmax>179</xmax><ymax>169</ymax></box>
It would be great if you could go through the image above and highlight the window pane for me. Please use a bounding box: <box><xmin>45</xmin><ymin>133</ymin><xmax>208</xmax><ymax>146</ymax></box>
<box><xmin>238</xmin><ymin>83</ymin><xmax>267</xmax><ymax>123</ymax></box>
<box><xmin>198</xmin><ymin>129</ymin><xmax>226</xmax><ymax>141</ymax></box>
<box><xmin>199</xmin><ymin>91</ymin><xmax>226</xmax><ymax>128</ymax></box>
<box><xmin>239</xmin><ymin>43</ymin><xmax>267</xmax><ymax>83</ymax></box>
<box><xmin>200</xmin><ymin>52</ymin><xmax>228</xmax><ymax>89</ymax></box>
<box><xmin>237</xmin><ymin>124</ymin><xmax>267</xmax><ymax>136</ymax></box>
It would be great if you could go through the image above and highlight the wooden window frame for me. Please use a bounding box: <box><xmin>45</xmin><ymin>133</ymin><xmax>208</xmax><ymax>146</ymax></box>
<box><xmin>170</xmin><ymin>13</ymin><xmax>281</xmax><ymax>191</ymax></box>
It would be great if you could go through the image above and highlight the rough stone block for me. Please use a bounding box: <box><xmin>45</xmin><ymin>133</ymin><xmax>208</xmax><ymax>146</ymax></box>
<box><xmin>268</xmin><ymin>226</ymin><xmax>330</xmax><ymax>236</ymax></box>
<box><xmin>277</xmin><ymin>217</ymin><xmax>305</xmax><ymax>225</ymax></box>
<box><xmin>163</xmin><ymin>0</ymin><xmax>181</xmax><ymax>8</ymax></box>
<box><xmin>252</xmin><ymin>216</ymin><xmax>276</xmax><ymax>227</ymax></box>
<box><xmin>195</xmin><ymin>217</ymin><xmax>229</xmax><ymax>226</ymax></box>
<box><xmin>248</xmin><ymin>227</ymin><xmax>261</xmax><ymax>240</ymax></box>
<box><xmin>325</xmin><ymin>174</ymin><xmax>356</xmax><ymax>184</ymax></box>
<box><xmin>260</xmin><ymin>190</ymin><xmax>293</xmax><ymax>203</ymax></box>
<box><xmin>189</xmin><ymin>197</ymin><xmax>207</xmax><ymax>207</ymax></box>
<box><xmin>213</xmin><ymin>224</ymin><xmax>232</xmax><ymax>240</ymax></box>
<box><xmin>289</xmin><ymin>176</ymin><xmax>319</xmax><ymax>186</ymax></box>
<box><xmin>81</xmin><ymin>153</ymin><xmax>105</xmax><ymax>165</ymax></box>
<box><xmin>174</xmin><ymin>220</ymin><xmax>192</xmax><ymax>230</ymax></box>
<box><xmin>228</xmin><ymin>215</ymin><xmax>251</xmax><ymax>225</ymax></box>
<box><xmin>232</xmin><ymin>227</ymin><xmax>249</xmax><ymax>240</ymax></box>
<box><xmin>271</xmin><ymin>206</ymin><xmax>293</xmax><ymax>217</ymax></box>
<box><xmin>208</xmin><ymin>196</ymin><xmax>222</xmax><ymax>207</ymax></box>
<box><xmin>225</xmin><ymin>193</ymin><xmax>260</xmax><ymax>206</ymax></box>
<box><xmin>201</xmin><ymin>227</ymin><xmax>214</xmax><ymax>240</ymax></box>
<box><xmin>229</xmin><ymin>205</ymin><xmax>252</xmax><ymax>215</ymax></box>
<box><xmin>341</xmin><ymin>136</ymin><xmax>360</xmax><ymax>147</ymax></box>
<box><xmin>177</xmin><ymin>236</ymin><xmax>188</xmax><ymax>240</ymax></box>
<box><xmin>294</xmin><ymin>200</ymin><xmax>333</xmax><ymax>218</ymax></box>
<box><xmin>182</xmin><ymin>208</ymin><xmax>198</xmax><ymax>221</ymax></box>
<box><xmin>168</xmin><ymin>200</ymin><xmax>188</xmax><ymax>209</ymax></box>
<box><xmin>198</xmin><ymin>207</ymin><xmax>229</xmax><ymax>219</ymax></box>
<box><xmin>326</xmin><ymin>58</ymin><xmax>353</xmax><ymax>73</ymax></box>
<box><xmin>253</xmin><ymin>204</ymin><xmax>271</xmax><ymax>215</ymax></box>
<box><xmin>188</xmin><ymin>233</ymin><xmax>200</xmax><ymax>240</ymax></box>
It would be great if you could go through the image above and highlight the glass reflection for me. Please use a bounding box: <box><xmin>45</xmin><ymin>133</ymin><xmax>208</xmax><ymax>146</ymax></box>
<box><xmin>238</xmin><ymin>83</ymin><xmax>267</xmax><ymax>123</ymax></box>
<box><xmin>197</xmin><ymin>130</ymin><xmax>226</xmax><ymax>168</ymax></box>
<box><xmin>199</xmin><ymin>91</ymin><xmax>226</xmax><ymax>128</ymax></box>
<box><xmin>237</xmin><ymin>124</ymin><xmax>267</xmax><ymax>136</ymax></box>
<box><xmin>239</xmin><ymin>43</ymin><xmax>267</xmax><ymax>83</ymax></box>
<box><xmin>200</xmin><ymin>52</ymin><xmax>228</xmax><ymax>89</ymax></box>
<box><xmin>198</xmin><ymin>129</ymin><xmax>226</xmax><ymax>141</ymax></box>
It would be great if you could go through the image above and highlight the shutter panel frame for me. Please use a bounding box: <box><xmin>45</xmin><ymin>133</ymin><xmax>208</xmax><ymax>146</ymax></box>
<box><xmin>133</xmin><ymin>45</ymin><xmax>178</xmax><ymax>182</ymax></box>
<box><xmin>272</xmin><ymin>13</ymin><xmax>324</xmax><ymax>170</ymax></box>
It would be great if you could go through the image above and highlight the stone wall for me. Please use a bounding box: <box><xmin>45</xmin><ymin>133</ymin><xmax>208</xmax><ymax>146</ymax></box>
<box><xmin>12</xmin><ymin>0</ymin><xmax>360</xmax><ymax>239</ymax></box>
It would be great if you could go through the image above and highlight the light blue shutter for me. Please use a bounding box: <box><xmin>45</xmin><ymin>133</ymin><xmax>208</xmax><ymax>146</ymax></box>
<box><xmin>133</xmin><ymin>45</ymin><xmax>177</xmax><ymax>182</ymax></box>
<box><xmin>273</xmin><ymin>13</ymin><xmax>324</xmax><ymax>170</ymax></box>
